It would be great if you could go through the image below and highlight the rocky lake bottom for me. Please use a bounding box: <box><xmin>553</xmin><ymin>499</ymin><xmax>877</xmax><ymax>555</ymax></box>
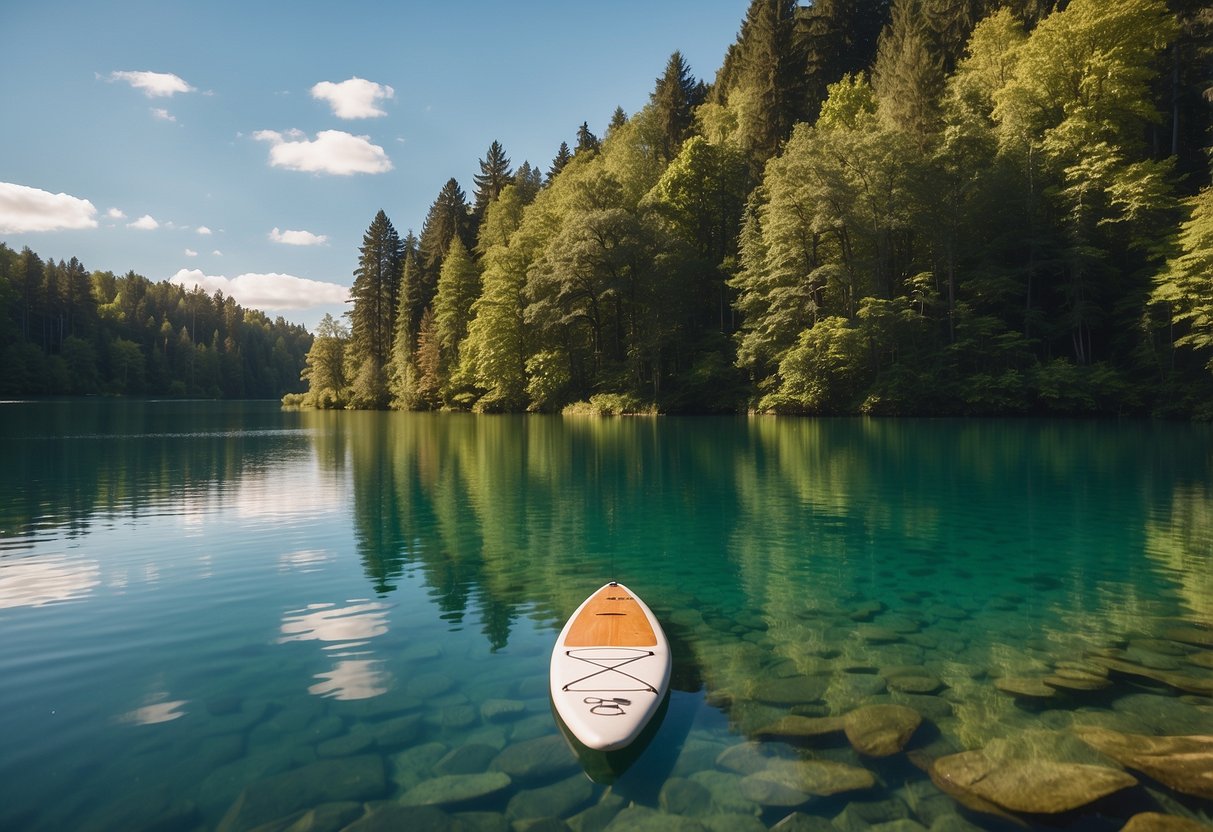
<box><xmin>1</xmin><ymin>404</ymin><xmax>1210</xmax><ymax>831</ymax></box>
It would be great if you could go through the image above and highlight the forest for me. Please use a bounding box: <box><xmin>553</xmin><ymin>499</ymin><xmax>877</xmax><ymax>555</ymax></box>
<box><xmin>0</xmin><ymin>243</ymin><xmax>312</xmax><ymax>398</ymax></box>
<box><xmin>285</xmin><ymin>0</ymin><xmax>1213</xmax><ymax>418</ymax></box>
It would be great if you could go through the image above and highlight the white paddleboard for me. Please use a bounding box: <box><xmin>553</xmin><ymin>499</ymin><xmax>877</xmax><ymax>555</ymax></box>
<box><xmin>550</xmin><ymin>582</ymin><xmax>671</xmax><ymax>752</ymax></box>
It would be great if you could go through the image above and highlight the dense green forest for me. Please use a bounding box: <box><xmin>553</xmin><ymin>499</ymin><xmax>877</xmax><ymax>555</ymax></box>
<box><xmin>0</xmin><ymin>243</ymin><xmax>312</xmax><ymax>397</ymax></box>
<box><xmin>286</xmin><ymin>0</ymin><xmax>1212</xmax><ymax>417</ymax></box>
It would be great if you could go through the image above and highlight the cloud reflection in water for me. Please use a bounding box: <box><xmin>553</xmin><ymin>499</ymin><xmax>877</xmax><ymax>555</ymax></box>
<box><xmin>0</xmin><ymin>555</ymin><xmax>100</xmax><ymax>609</ymax></box>
<box><xmin>279</xmin><ymin>600</ymin><xmax>391</xmax><ymax>700</ymax></box>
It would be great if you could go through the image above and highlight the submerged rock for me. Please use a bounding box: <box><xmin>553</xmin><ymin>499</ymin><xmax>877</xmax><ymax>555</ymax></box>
<box><xmin>343</xmin><ymin>804</ymin><xmax>451</xmax><ymax>832</ymax></box>
<box><xmin>1120</xmin><ymin>812</ymin><xmax>1213</xmax><ymax>832</ymax></box>
<box><xmin>755</xmin><ymin>715</ymin><xmax>847</xmax><ymax>744</ymax></box>
<box><xmin>491</xmin><ymin>734</ymin><xmax>578</xmax><ymax>783</ymax></box>
<box><xmin>739</xmin><ymin>759</ymin><xmax>876</xmax><ymax>806</ymax></box>
<box><xmin>993</xmin><ymin>677</ymin><xmax>1057</xmax><ymax>701</ymax></box>
<box><xmin>1165</xmin><ymin>626</ymin><xmax>1213</xmax><ymax>648</ymax></box>
<box><xmin>931</xmin><ymin>749</ymin><xmax>1136</xmax><ymax>814</ymax></box>
<box><xmin>1073</xmin><ymin>727</ymin><xmax>1213</xmax><ymax>799</ymax></box>
<box><xmin>753</xmin><ymin>676</ymin><xmax>829</xmax><ymax>706</ymax></box>
<box><xmin>435</xmin><ymin>743</ymin><xmax>499</xmax><ymax>776</ymax></box>
<box><xmin>843</xmin><ymin>704</ymin><xmax>922</xmax><ymax>756</ymax></box>
<box><xmin>217</xmin><ymin>755</ymin><xmax>387</xmax><ymax>831</ymax></box>
<box><xmin>507</xmin><ymin>773</ymin><xmax>592</xmax><ymax>821</ymax></box>
<box><xmin>399</xmin><ymin>772</ymin><xmax>512</xmax><ymax>808</ymax></box>
<box><xmin>885</xmin><ymin>673</ymin><xmax>944</xmax><ymax>696</ymax></box>
<box><xmin>659</xmin><ymin>777</ymin><xmax>712</xmax><ymax>816</ymax></box>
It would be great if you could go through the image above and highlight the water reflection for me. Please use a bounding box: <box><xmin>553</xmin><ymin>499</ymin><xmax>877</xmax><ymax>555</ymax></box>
<box><xmin>279</xmin><ymin>600</ymin><xmax>392</xmax><ymax>700</ymax></box>
<box><xmin>0</xmin><ymin>555</ymin><xmax>100</xmax><ymax>609</ymax></box>
<box><xmin>118</xmin><ymin>691</ymin><xmax>188</xmax><ymax>725</ymax></box>
<box><xmin>0</xmin><ymin>399</ymin><xmax>312</xmax><ymax>548</ymax></box>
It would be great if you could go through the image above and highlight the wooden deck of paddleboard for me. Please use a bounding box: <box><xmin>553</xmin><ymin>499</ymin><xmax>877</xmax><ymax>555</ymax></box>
<box><xmin>564</xmin><ymin>585</ymin><xmax>657</xmax><ymax>647</ymax></box>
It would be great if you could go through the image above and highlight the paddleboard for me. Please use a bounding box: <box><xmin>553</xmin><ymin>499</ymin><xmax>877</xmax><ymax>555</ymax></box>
<box><xmin>550</xmin><ymin>582</ymin><xmax>671</xmax><ymax>752</ymax></box>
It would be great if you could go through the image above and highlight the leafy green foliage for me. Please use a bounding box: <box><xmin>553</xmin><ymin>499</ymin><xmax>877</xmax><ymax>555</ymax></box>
<box><xmin>287</xmin><ymin>0</ymin><xmax>1209</xmax><ymax>418</ymax></box>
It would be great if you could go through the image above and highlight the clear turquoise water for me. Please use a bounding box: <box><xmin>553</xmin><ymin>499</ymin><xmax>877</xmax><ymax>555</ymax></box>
<box><xmin>1</xmin><ymin>400</ymin><xmax>1211</xmax><ymax>831</ymax></box>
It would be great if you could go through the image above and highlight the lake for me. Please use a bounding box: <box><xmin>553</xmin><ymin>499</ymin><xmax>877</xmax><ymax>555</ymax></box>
<box><xmin>1</xmin><ymin>400</ymin><xmax>1211</xmax><ymax>831</ymax></box>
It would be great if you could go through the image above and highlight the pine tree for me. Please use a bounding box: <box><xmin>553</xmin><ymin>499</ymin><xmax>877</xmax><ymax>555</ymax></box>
<box><xmin>388</xmin><ymin>246</ymin><xmax>423</xmax><ymax>408</ymax></box>
<box><xmin>433</xmin><ymin>238</ymin><xmax>480</xmax><ymax>380</ymax></box>
<box><xmin>547</xmin><ymin>142</ymin><xmax>573</xmax><ymax>183</ymax></box>
<box><xmin>608</xmin><ymin>106</ymin><xmax>628</xmax><ymax>136</ymax></box>
<box><xmin>650</xmin><ymin>51</ymin><xmax>702</xmax><ymax>161</ymax></box>
<box><xmin>575</xmin><ymin>122</ymin><xmax>600</xmax><ymax>155</ymax></box>
<box><xmin>473</xmin><ymin>140</ymin><xmax>513</xmax><ymax>218</ymax></box>
<box><xmin>414</xmin><ymin>306</ymin><xmax>441</xmax><ymax>408</ymax></box>
<box><xmin>419</xmin><ymin>178</ymin><xmax>473</xmax><ymax>275</ymax></box>
<box><xmin>873</xmin><ymin>0</ymin><xmax>946</xmax><ymax>138</ymax></box>
<box><xmin>802</xmin><ymin>0</ymin><xmax>891</xmax><ymax>117</ymax></box>
<box><xmin>347</xmin><ymin>211</ymin><xmax>404</xmax><ymax>391</ymax></box>
<box><xmin>730</xmin><ymin>0</ymin><xmax>811</xmax><ymax>161</ymax></box>
<box><xmin>513</xmin><ymin>162</ymin><xmax>543</xmax><ymax>204</ymax></box>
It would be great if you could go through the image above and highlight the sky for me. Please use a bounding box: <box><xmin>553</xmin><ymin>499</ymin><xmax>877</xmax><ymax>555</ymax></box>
<box><xmin>0</xmin><ymin>1</ymin><xmax>746</xmax><ymax>332</ymax></box>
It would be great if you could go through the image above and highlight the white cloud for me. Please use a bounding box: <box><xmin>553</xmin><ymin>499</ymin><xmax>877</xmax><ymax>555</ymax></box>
<box><xmin>269</xmin><ymin>227</ymin><xmax>328</xmax><ymax>246</ymax></box>
<box><xmin>0</xmin><ymin>182</ymin><xmax>98</xmax><ymax>233</ymax></box>
<box><xmin>109</xmin><ymin>70</ymin><xmax>194</xmax><ymax>98</ymax></box>
<box><xmin>169</xmin><ymin>268</ymin><xmax>350</xmax><ymax>310</ymax></box>
<box><xmin>128</xmin><ymin>214</ymin><xmax>160</xmax><ymax>230</ymax></box>
<box><xmin>184</xmin><ymin>248</ymin><xmax>198</xmax><ymax>257</ymax></box>
<box><xmin>212</xmin><ymin>249</ymin><xmax>223</xmax><ymax>256</ymax></box>
<box><xmin>254</xmin><ymin>129</ymin><xmax>392</xmax><ymax>175</ymax></box>
<box><xmin>196</xmin><ymin>225</ymin><xmax>212</xmax><ymax>235</ymax></box>
<box><xmin>310</xmin><ymin>77</ymin><xmax>395</xmax><ymax>119</ymax></box>
<box><xmin>151</xmin><ymin>107</ymin><xmax>176</xmax><ymax>122</ymax></box>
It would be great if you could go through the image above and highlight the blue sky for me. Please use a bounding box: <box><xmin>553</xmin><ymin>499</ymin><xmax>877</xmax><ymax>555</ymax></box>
<box><xmin>0</xmin><ymin>0</ymin><xmax>745</xmax><ymax>331</ymax></box>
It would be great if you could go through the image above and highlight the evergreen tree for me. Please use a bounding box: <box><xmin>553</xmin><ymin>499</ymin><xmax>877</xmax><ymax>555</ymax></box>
<box><xmin>873</xmin><ymin>0</ymin><xmax>946</xmax><ymax>138</ymax></box>
<box><xmin>802</xmin><ymin>0</ymin><xmax>891</xmax><ymax>115</ymax></box>
<box><xmin>608</xmin><ymin>106</ymin><xmax>628</xmax><ymax>136</ymax></box>
<box><xmin>473</xmin><ymin>140</ymin><xmax>513</xmax><ymax>218</ymax></box>
<box><xmin>346</xmin><ymin>210</ymin><xmax>404</xmax><ymax>402</ymax></box>
<box><xmin>727</xmin><ymin>0</ymin><xmax>811</xmax><ymax>162</ymax></box>
<box><xmin>388</xmin><ymin>247</ymin><xmax>423</xmax><ymax>409</ymax></box>
<box><xmin>575</xmin><ymin>121</ymin><xmax>600</xmax><ymax>155</ymax></box>
<box><xmin>432</xmin><ymin>237</ymin><xmax>481</xmax><ymax>392</ymax></box>
<box><xmin>419</xmin><ymin>178</ymin><xmax>473</xmax><ymax>275</ymax></box>
<box><xmin>547</xmin><ymin>142</ymin><xmax>573</xmax><ymax>182</ymax></box>
<box><xmin>460</xmin><ymin>186</ymin><xmax>530</xmax><ymax>410</ymax></box>
<box><xmin>414</xmin><ymin>306</ymin><xmax>442</xmax><ymax>408</ymax></box>
<box><xmin>513</xmin><ymin>161</ymin><xmax>543</xmax><ymax>204</ymax></box>
<box><xmin>650</xmin><ymin>51</ymin><xmax>702</xmax><ymax>161</ymax></box>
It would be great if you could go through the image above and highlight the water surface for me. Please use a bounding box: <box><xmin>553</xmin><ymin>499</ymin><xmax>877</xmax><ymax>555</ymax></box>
<box><xmin>1</xmin><ymin>401</ymin><xmax>1211</xmax><ymax>830</ymax></box>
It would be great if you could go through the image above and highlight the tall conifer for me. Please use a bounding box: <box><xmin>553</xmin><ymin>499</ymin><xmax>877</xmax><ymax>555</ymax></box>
<box><xmin>473</xmin><ymin>140</ymin><xmax>513</xmax><ymax>218</ymax></box>
<box><xmin>347</xmin><ymin>210</ymin><xmax>404</xmax><ymax>401</ymax></box>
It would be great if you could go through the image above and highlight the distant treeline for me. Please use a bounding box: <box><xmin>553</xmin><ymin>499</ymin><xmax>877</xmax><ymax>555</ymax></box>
<box><xmin>0</xmin><ymin>243</ymin><xmax>312</xmax><ymax>398</ymax></box>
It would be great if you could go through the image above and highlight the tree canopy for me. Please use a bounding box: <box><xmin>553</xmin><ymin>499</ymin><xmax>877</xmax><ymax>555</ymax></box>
<box><xmin>284</xmin><ymin>0</ymin><xmax>1212</xmax><ymax>417</ymax></box>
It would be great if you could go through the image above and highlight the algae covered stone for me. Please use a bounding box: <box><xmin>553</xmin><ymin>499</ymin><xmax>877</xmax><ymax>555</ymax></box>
<box><xmin>399</xmin><ymin>771</ymin><xmax>512</xmax><ymax>808</ymax></box>
<box><xmin>1074</xmin><ymin>726</ymin><xmax>1213</xmax><ymax>799</ymax></box>
<box><xmin>932</xmin><ymin>748</ymin><xmax>1136</xmax><ymax>813</ymax></box>
<box><xmin>843</xmin><ymin>704</ymin><xmax>922</xmax><ymax>756</ymax></box>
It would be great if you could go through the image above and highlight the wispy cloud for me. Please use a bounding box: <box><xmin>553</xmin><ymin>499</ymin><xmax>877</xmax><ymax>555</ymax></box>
<box><xmin>128</xmin><ymin>214</ymin><xmax>160</xmax><ymax>230</ymax></box>
<box><xmin>184</xmin><ymin>248</ymin><xmax>198</xmax><ymax>257</ymax></box>
<box><xmin>196</xmin><ymin>225</ymin><xmax>212</xmax><ymax>235</ymax></box>
<box><xmin>106</xmin><ymin>207</ymin><xmax>126</xmax><ymax>220</ymax></box>
<box><xmin>310</xmin><ymin>77</ymin><xmax>395</xmax><ymax>119</ymax></box>
<box><xmin>108</xmin><ymin>70</ymin><xmax>195</xmax><ymax>98</ymax></box>
<box><xmin>254</xmin><ymin>129</ymin><xmax>392</xmax><ymax>175</ymax></box>
<box><xmin>0</xmin><ymin>182</ymin><xmax>98</xmax><ymax>233</ymax></box>
<box><xmin>169</xmin><ymin>268</ymin><xmax>350</xmax><ymax>310</ymax></box>
<box><xmin>151</xmin><ymin>107</ymin><xmax>177</xmax><ymax>122</ymax></box>
<box><xmin>269</xmin><ymin>227</ymin><xmax>328</xmax><ymax>246</ymax></box>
